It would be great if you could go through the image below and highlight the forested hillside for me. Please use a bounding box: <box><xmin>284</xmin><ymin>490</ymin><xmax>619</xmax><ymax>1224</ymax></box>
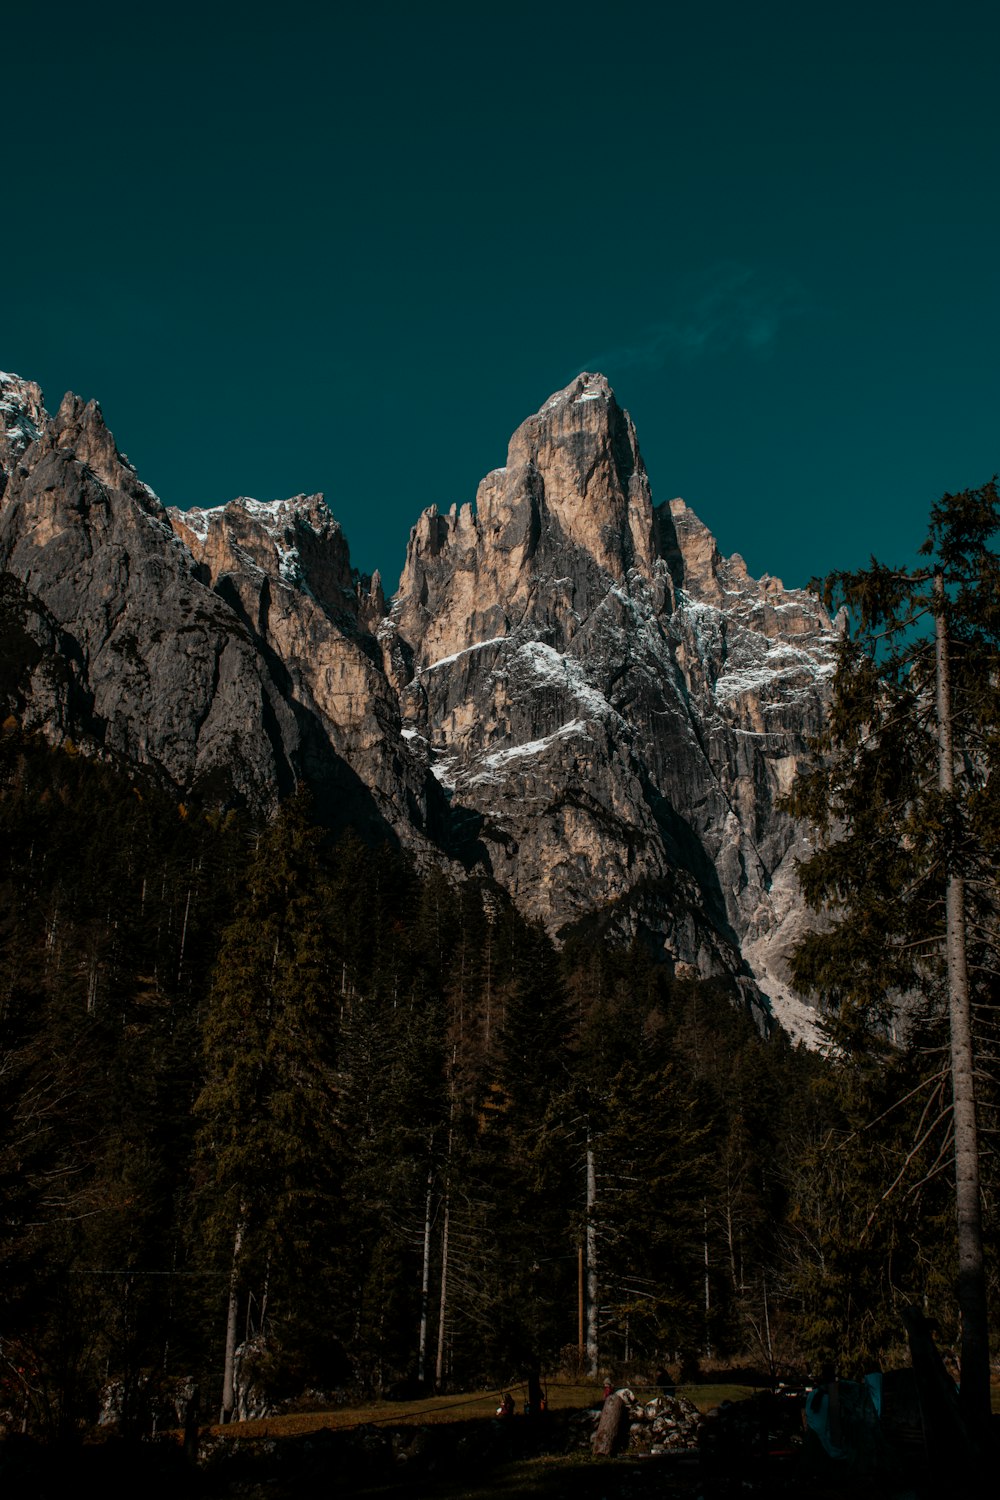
<box><xmin>1</xmin><ymin>724</ymin><xmax>992</xmax><ymax>1436</ymax></box>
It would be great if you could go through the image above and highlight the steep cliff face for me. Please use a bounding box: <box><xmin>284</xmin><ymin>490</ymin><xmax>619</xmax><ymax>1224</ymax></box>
<box><xmin>167</xmin><ymin>493</ymin><xmax>437</xmax><ymax>841</ymax></box>
<box><xmin>0</xmin><ymin>388</ymin><xmax>300</xmax><ymax>807</ymax></box>
<box><xmin>0</xmin><ymin>366</ymin><xmax>837</xmax><ymax>1036</ymax></box>
<box><xmin>0</xmin><ymin>383</ymin><xmax>434</xmax><ymax>842</ymax></box>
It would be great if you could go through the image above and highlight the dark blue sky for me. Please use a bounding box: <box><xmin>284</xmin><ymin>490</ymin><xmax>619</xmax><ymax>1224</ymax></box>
<box><xmin>4</xmin><ymin>1</ymin><xmax>998</xmax><ymax>589</ymax></box>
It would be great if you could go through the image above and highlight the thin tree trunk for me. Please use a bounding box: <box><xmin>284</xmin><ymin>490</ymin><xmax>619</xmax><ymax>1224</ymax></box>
<box><xmin>434</xmin><ymin>1097</ymin><xmax>455</xmax><ymax>1392</ymax></box>
<box><xmin>259</xmin><ymin>1252</ymin><xmax>270</xmax><ymax>1332</ymax></box>
<box><xmin>220</xmin><ymin>1220</ymin><xmax>244</xmax><ymax>1424</ymax></box>
<box><xmin>585</xmin><ymin>1134</ymin><xmax>598</xmax><ymax>1377</ymax></box>
<box><xmin>577</xmin><ymin>1245</ymin><xmax>584</xmax><ymax>1366</ymax></box>
<box><xmin>703</xmin><ymin>1201</ymin><xmax>711</xmax><ymax>1359</ymax></box>
<box><xmin>176</xmin><ymin>885</ymin><xmax>192</xmax><ymax>985</ymax></box>
<box><xmin>762</xmin><ymin>1273</ymin><xmax>773</xmax><ymax>1380</ymax></box>
<box><xmin>935</xmin><ymin>572</ymin><xmax>990</xmax><ymax>1436</ymax></box>
<box><xmin>417</xmin><ymin>1163</ymin><xmax>433</xmax><ymax>1385</ymax></box>
<box><xmin>434</xmin><ymin>1179</ymin><xmax>450</xmax><ymax>1390</ymax></box>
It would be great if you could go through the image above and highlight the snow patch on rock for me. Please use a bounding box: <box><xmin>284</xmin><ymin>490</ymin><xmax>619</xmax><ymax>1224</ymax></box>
<box><xmin>468</xmin><ymin>719</ymin><xmax>592</xmax><ymax>783</ymax></box>
<box><xmin>509</xmin><ymin>641</ymin><xmax>619</xmax><ymax>723</ymax></box>
<box><xmin>422</xmin><ymin>637</ymin><xmax>508</xmax><ymax>673</ymax></box>
<box><xmin>0</xmin><ymin>370</ymin><xmax>47</xmax><ymax>466</ymax></box>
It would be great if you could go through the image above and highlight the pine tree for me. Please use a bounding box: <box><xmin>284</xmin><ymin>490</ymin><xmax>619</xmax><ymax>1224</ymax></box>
<box><xmin>335</xmin><ymin>952</ymin><xmax>449</xmax><ymax>1392</ymax></box>
<box><xmin>193</xmin><ymin>795</ymin><xmax>341</xmax><ymax>1419</ymax></box>
<box><xmin>0</xmin><ymin>730</ymin><xmax>245</xmax><ymax>1432</ymax></box>
<box><xmin>786</xmin><ymin>480</ymin><xmax>1000</xmax><ymax>1435</ymax></box>
<box><xmin>781</xmin><ymin>1047</ymin><xmax>956</xmax><ymax>1378</ymax></box>
<box><xmin>464</xmin><ymin>921</ymin><xmax>577</xmax><ymax>1390</ymax></box>
<box><xmin>593</xmin><ymin>1060</ymin><xmax>716</xmax><ymax>1365</ymax></box>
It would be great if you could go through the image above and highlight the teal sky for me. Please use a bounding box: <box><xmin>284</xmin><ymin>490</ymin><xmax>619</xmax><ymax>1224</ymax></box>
<box><xmin>3</xmin><ymin>1</ymin><xmax>998</xmax><ymax>590</ymax></box>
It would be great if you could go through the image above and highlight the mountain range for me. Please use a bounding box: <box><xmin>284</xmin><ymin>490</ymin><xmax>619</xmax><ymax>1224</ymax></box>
<box><xmin>0</xmin><ymin>367</ymin><xmax>843</xmax><ymax>1041</ymax></box>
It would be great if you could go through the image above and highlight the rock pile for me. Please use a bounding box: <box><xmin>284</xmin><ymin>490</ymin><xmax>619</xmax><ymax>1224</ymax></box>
<box><xmin>626</xmin><ymin>1392</ymin><xmax>704</xmax><ymax>1453</ymax></box>
<box><xmin>570</xmin><ymin>1387</ymin><xmax>703</xmax><ymax>1455</ymax></box>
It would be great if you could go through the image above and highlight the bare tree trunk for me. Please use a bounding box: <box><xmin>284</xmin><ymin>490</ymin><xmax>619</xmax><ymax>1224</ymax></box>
<box><xmin>935</xmin><ymin>572</ymin><xmax>990</xmax><ymax>1436</ymax></box>
<box><xmin>762</xmin><ymin>1273</ymin><xmax>773</xmax><ymax>1380</ymax></box>
<box><xmin>220</xmin><ymin>1220</ymin><xmax>244</xmax><ymax>1424</ymax></box>
<box><xmin>724</xmin><ymin>1173</ymin><xmax>736</xmax><ymax>1284</ymax></box>
<box><xmin>703</xmin><ymin>1201</ymin><xmax>711</xmax><ymax>1359</ymax></box>
<box><xmin>418</xmin><ymin>1162</ymin><xmax>433</xmax><ymax>1384</ymax></box>
<box><xmin>176</xmin><ymin>885</ymin><xmax>192</xmax><ymax>985</ymax></box>
<box><xmin>434</xmin><ymin>1178</ymin><xmax>450</xmax><ymax>1390</ymax></box>
<box><xmin>434</xmin><ymin>1081</ymin><xmax>457</xmax><ymax>1392</ymax></box>
<box><xmin>593</xmin><ymin>1392</ymin><xmax>627</xmax><ymax>1455</ymax></box>
<box><xmin>259</xmin><ymin>1252</ymin><xmax>270</xmax><ymax>1332</ymax></box>
<box><xmin>585</xmin><ymin>1134</ymin><xmax>598</xmax><ymax>1377</ymax></box>
<box><xmin>577</xmin><ymin>1245</ymin><xmax>584</xmax><ymax>1367</ymax></box>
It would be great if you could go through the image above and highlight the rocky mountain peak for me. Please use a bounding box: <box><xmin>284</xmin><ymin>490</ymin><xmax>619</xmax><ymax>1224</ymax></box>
<box><xmin>501</xmin><ymin>370</ymin><xmax>655</xmax><ymax>578</ymax></box>
<box><xmin>48</xmin><ymin>393</ymin><xmax>133</xmax><ymax>494</ymax></box>
<box><xmin>392</xmin><ymin>373</ymin><xmax>660</xmax><ymax>672</ymax></box>
<box><xmin>667</xmin><ymin>494</ymin><xmax>842</xmax><ymax>651</ymax></box>
<box><xmin>0</xmin><ymin>376</ymin><xmax>439</xmax><ymax>839</ymax></box>
<box><xmin>380</xmin><ymin>374</ymin><xmax>842</xmax><ymax>1037</ymax></box>
<box><xmin>3</xmin><ymin>374</ymin><xmax>182</xmax><ymax>547</ymax></box>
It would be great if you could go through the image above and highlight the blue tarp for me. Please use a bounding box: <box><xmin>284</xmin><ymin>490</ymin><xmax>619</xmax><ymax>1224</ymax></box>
<box><xmin>805</xmin><ymin>1379</ymin><xmax>880</xmax><ymax>1460</ymax></box>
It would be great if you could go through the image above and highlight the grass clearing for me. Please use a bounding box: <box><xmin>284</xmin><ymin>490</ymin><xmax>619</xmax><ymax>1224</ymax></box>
<box><xmin>204</xmin><ymin>1381</ymin><xmax>761</xmax><ymax>1442</ymax></box>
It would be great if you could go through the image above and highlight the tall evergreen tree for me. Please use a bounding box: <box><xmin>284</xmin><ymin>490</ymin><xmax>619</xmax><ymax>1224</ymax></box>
<box><xmin>335</xmin><ymin>951</ymin><xmax>449</xmax><ymax>1392</ymax></box>
<box><xmin>466</xmin><ymin>920</ymin><xmax>577</xmax><ymax>1391</ymax></box>
<box><xmin>193</xmin><ymin>795</ymin><xmax>341</xmax><ymax>1419</ymax></box>
<box><xmin>593</xmin><ymin>1060</ymin><xmax>716</xmax><ymax>1365</ymax></box>
<box><xmin>786</xmin><ymin>481</ymin><xmax>1000</xmax><ymax>1435</ymax></box>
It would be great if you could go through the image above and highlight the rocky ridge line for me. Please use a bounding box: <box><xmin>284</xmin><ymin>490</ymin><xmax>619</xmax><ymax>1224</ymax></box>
<box><xmin>0</xmin><ymin>368</ymin><xmax>840</xmax><ymax>1039</ymax></box>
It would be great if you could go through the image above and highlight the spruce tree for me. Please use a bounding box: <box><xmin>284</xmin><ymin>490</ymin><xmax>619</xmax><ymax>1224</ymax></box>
<box><xmin>0</xmin><ymin>730</ymin><xmax>243</xmax><ymax>1431</ymax></box>
<box><xmin>786</xmin><ymin>480</ymin><xmax>1000</xmax><ymax>1435</ymax></box>
<box><xmin>193</xmin><ymin>795</ymin><xmax>341</xmax><ymax>1419</ymax></box>
<box><xmin>468</xmin><ymin>920</ymin><xmax>577</xmax><ymax>1390</ymax></box>
<box><xmin>593</xmin><ymin>1060</ymin><xmax>716</xmax><ymax>1365</ymax></box>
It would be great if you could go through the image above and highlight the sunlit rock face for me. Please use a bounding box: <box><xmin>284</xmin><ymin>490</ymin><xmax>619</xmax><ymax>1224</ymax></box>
<box><xmin>167</xmin><ymin>493</ymin><xmax>437</xmax><ymax>842</ymax></box>
<box><xmin>0</xmin><ymin>367</ymin><xmax>841</xmax><ymax>1035</ymax></box>
<box><xmin>385</xmin><ymin>374</ymin><xmax>842</xmax><ymax>1030</ymax></box>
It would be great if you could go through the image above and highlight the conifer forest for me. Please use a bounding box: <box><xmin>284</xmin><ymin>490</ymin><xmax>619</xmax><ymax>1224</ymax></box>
<box><xmin>0</xmin><ymin>487</ymin><xmax>998</xmax><ymax>1448</ymax></box>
